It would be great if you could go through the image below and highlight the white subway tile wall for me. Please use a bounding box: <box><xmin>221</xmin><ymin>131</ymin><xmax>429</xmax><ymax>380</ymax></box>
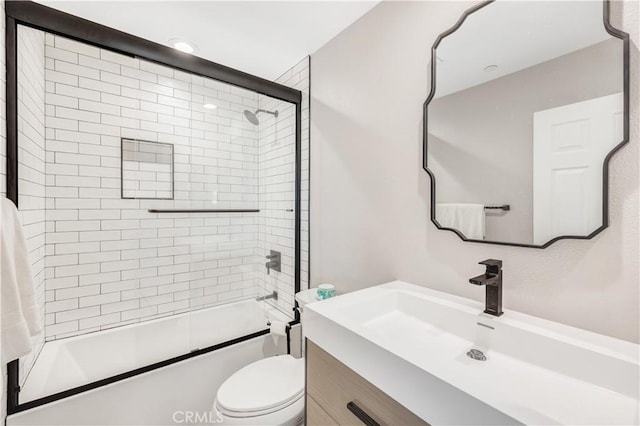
<box><xmin>36</xmin><ymin>33</ymin><xmax>301</xmax><ymax>340</ymax></box>
<box><xmin>17</xmin><ymin>26</ymin><xmax>47</xmax><ymax>385</ymax></box>
<box><xmin>257</xmin><ymin>56</ymin><xmax>310</xmax><ymax>313</ymax></box>
<box><xmin>288</xmin><ymin>57</ymin><xmax>310</xmax><ymax>294</ymax></box>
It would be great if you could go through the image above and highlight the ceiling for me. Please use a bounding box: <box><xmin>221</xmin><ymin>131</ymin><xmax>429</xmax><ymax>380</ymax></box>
<box><xmin>435</xmin><ymin>1</ymin><xmax>612</xmax><ymax>98</ymax></box>
<box><xmin>36</xmin><ymin>1</ymin><xmax>379</xmax><ymax>80</ymax></box>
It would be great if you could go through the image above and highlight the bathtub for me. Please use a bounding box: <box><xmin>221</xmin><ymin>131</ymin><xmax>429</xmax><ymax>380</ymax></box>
<box><xmin>19</xmin><ymin>299</ymin><xmax>291</xmax><ymax>404</ymax></box>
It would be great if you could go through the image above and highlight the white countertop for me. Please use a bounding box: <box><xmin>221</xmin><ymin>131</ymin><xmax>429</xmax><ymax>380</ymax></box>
<box><xmin>304</xmin><ymin>281</ymin><xmax>640</xmax><ymax>425</ymax></box>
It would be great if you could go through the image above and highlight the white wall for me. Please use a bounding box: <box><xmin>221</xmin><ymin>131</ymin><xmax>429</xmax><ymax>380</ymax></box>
<box><xmin>310</xmin><ymin>0</ymin><xmax>639</xmax><ymax>342</ymax></box>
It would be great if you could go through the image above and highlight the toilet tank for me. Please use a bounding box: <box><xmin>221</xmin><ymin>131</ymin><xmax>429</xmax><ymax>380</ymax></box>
<box><xmin>295</xmin><ymin>288</ymin><xmax>319</xmax><ymax>314</ymax></box>
<box><xmin>294</xmin><ymin>287</ymin><xmax>324</xmax><ymax>358</ymax></box>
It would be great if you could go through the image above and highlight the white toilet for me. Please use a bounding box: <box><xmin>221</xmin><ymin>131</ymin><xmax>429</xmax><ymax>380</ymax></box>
<box><xmin>212</xmin><ymin>288</ymin><xmax>319</xmax><ymax>425</ymax></box>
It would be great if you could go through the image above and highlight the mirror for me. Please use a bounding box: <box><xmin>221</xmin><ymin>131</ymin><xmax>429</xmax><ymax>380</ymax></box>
<box><xmin>424</xmin><ymin>0</ymin><xmax>629</xmax><ymax>248</ymax></box>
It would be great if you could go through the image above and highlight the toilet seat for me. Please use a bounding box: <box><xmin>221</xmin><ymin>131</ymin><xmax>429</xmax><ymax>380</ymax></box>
<box><xmin>216</xmin><ymin>355</ymin><xmax>304</xmax><ymax>418</ymax></box>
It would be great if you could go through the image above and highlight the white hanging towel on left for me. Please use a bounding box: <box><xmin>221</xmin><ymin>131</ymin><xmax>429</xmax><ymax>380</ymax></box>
<box><xmin>1</xmin><ymin>198</ymin><xmax>42</xmax><ymax>362</ymax></box>
<box><xmin>435</xmin><ymin>203</ymin><xmax>486</xmax><ymax>240</ymax></box>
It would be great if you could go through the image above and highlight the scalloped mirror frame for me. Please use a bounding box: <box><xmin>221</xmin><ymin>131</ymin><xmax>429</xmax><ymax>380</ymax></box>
<box><xmin>422</xmin><ymin>0</ymin><xmax>630</xmax><ymax>249</ymax></box>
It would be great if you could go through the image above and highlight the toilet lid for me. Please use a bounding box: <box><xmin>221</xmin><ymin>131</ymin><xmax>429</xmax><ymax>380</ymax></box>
<box><xmin>217</xmin><ymin>355</ymin><xmax>305</xmax><ymax>414</ymax></box>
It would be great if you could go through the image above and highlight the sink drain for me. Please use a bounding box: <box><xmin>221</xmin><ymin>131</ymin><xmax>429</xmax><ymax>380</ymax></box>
<box><xmin>466</xmin><ymin>348</ymin><xmax>487</xmax><ymax>361</ymax></box>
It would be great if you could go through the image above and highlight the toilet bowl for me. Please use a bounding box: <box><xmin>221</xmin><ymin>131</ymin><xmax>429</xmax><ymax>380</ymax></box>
<box><xmin>213</xmin><ymin>355</ymin><xmax>305</xmax><ymax>425</ymax></box>
<box><xmin>213</xmin><ymin>288</ymin><xmax>320</xmax><ymax>426</ymax></box>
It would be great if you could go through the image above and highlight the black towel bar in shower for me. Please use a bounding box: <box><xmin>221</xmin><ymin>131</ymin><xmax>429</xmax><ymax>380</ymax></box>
<box><xmin>484</xmin><ymin>205</ymin><xmax>511</xmax><ymax>211</ymax></box>
<box><xmin>148</xmin><ymin>209</ymin><xmax>260</xmax><ymax>213</ymax></box>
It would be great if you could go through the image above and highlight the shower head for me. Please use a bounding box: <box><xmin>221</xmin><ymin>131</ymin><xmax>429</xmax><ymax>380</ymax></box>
<box><xmin>243</xmin><ymin>109</ymin><xmax>279</xmax><ymax>125</ymax></box>
<box><xmin>243</xmin><ymin>110</ymin><xmax>260</xmax><ymax>125</ymax></box>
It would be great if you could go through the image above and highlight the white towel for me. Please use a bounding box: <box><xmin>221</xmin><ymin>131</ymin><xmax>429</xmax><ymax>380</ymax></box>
<box><xmin>1</xmin><ymin>198</ymin><xmax>42</xmax><ymax>363</ymax></box>
<box><xmin>436</xmin><ymin>203</ymin><xmax>485</xmax><ymax>240</ymax></box>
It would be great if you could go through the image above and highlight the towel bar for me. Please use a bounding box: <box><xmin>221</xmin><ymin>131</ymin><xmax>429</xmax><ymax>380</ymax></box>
<box><xmin>484</xmin><ymin>205</ymin><xmax>510</xmax><ymax>211</ymax></box>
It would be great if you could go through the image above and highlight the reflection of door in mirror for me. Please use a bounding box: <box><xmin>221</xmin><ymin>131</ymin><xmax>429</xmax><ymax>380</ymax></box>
<box><xmin>533</xmin><ymin>93</ymin><xmax>623</xmax><ymax>245</ymax></box>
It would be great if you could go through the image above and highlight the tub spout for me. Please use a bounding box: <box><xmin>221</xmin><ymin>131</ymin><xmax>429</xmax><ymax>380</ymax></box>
<box><xmin>256</xmin><ymin>291</ymin><xmax>278</xmax><ymax>302</ymax></box>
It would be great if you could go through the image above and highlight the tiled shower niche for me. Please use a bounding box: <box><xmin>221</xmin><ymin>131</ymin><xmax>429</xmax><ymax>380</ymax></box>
<box><xmin>121</xmin><ymin>139</ymin><xmax>174</xmax><ymax>199</ymax></box>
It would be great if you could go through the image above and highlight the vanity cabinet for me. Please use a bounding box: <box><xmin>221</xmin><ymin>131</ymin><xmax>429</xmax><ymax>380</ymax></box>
<box><xmin>306</xmin><ymin>340</ymin><xmax>428</xmax><ymax>426</ymax></box>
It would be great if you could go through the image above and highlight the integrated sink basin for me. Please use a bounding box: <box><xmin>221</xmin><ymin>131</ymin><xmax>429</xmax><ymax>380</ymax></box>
<box><xmin>303</xmin><ymin>281</ymin><xmax>640</xmax><ymax>425</ymax></box>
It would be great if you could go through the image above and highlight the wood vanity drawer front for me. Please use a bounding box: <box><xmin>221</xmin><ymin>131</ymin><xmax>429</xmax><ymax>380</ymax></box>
<box><xmin>306</xmin><ymin>340</ymin><xmax>428</xmax><ymax>426</ymax></box>
<box><xmin>307</xmin><ymin>395</ymin><xmax>338</xmax><ymax>425</ymax></box>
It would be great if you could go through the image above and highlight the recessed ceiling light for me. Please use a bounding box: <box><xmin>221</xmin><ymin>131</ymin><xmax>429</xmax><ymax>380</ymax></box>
<box><xmin>169</xmin><ymin>39</ymin><xmax>196</xmax><ymax>54</ymax></box>
<box><xmin>483</xmin><ymin>64</ymin><xmax>498</xmax><ymax>72</ymax></box>
<box><xmin>203</xmin><ymin>103</ymin><xmax>217</xmax><ymax>110</ymax></box>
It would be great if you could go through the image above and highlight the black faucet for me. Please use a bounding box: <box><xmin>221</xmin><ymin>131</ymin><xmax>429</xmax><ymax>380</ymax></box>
<box><xmin>469</xmin><ymin>259</ymin><xmax>503</xmax><ymax>317</ymax></box>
